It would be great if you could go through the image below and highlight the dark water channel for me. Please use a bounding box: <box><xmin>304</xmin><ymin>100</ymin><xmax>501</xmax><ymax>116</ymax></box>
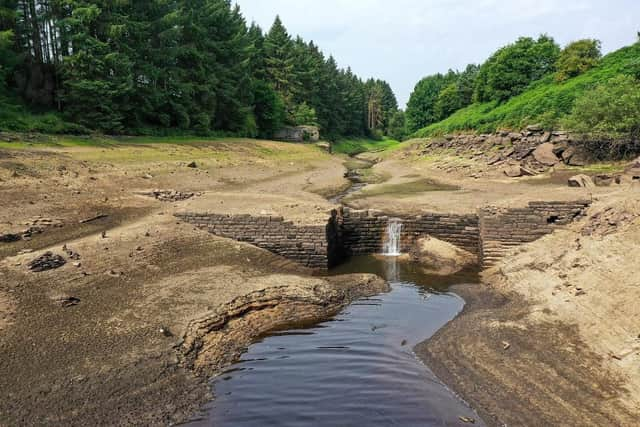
<box><xmin>188</xmin><ymin>256</ymin><xmax>484</xmax><ymax>426</ymax></box>
<box><xmin>328</xmin><ymin>157</ymin><xmax>374</xmax><ymax>204</ymax></box>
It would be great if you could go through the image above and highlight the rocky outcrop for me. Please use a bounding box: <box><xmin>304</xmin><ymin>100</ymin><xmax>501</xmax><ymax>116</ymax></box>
<box><xmin>27</xmin><ymin>251</ymin><xmax>66</xmax><ymax>272</ymax></box>
<box><xmin>179</xmin><ymin>275</ymin><xmax>388</xmax><ymax>376</ymax></box>
<box><xmin>568</xmin><ymin>175</ymin><xmax>596</xmax><ymax>188</ymax></box>
<box><xmin>406</xmin><ymin>236</ymin><xmax>476</xmax><ymax>275</ymax></box>
<box><xmin>426</xmin><ymin>127</ymin><xmax>594</xmax><ymax>177</ymax></box>
<box><xmin>532</xmin><ymin>143</ymin><xmax>559</xmax><ymax>166</ymax></box>
<box><xmin>141</xmin><ymin>189</ymin><xmax>201</xmax><ymax>202</ymax></box>
<box><xmin>626</xmin><ymin>156</ymin><xmax>640</xmax><ymax>178</ymax></box>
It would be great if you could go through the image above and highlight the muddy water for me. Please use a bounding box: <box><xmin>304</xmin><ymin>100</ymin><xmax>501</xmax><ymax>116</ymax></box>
<box><xmin>188</xmin><ymin>256</ymin><xmax>484</xmax><ymax>426</ymax></box>
<box><xmin>328</xmin><ymin>158</ymin><xmax>374</xmax><ymax>204</ymax></box>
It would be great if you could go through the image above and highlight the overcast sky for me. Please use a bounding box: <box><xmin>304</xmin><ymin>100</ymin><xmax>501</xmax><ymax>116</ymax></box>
<box><xmin>234</xmin><ymin>0</ymin><xmax>640</xmax><ymax>107</ymax></box>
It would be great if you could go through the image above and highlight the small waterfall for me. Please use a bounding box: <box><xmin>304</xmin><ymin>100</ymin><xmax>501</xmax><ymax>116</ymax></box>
<box><xmin>383</xmin><ymin>218</ymin><xmax>403</xmax><ymax>256</ymax></box>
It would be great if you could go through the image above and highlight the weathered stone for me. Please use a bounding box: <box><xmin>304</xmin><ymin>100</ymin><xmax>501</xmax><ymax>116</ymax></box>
<box><xmin>568</xmin><ymin>152</ymin><xmax>588</xmax><ymax>166</ymax></box>
<box><xmin>316</xmin><ymin>142</ymin><xmax>331</xmax><ymax>153</ymax></box>
<box><xmin>625</xmin><ymin>157</ymin><xmax>640</xmax><ymax>176</ymax></box>
<box><xmin>552</xmin><ymin>141</ymin><xmax>569</xmax><ymax>156</ymax></box>
<box><xmin>519</xmin><ymin>165</ymin><xmax>538</xmax><ymax>176</ymax></box>
<box><xmin>568</xmin><ymin>175</ymin><xmax>595</xmax><ymax>188</ymax></box>
<box><xmin>146</xmin><ymin>189</ymin><xmax>199</xmax><ymax>202</ymax></box>
<box><xmin>405</xmin><ymin>236</ymin><xmax>476</xmax><ymax>275</ymax></box>
<box><xmin>504</xmin><ymin>164</ymin><xmax>523</xmax><ymax>178</ymax></box>
<box><xmin>540</xmin><ymin>132</ymin><xmax>552</xmax><ymax>143</ymax></box>
<box><xmin>28</xmin><ymin>252</ymin><xmax>66</xmax><ymax>272</ymax></box>
<box><xmin>532</xmin><ymin>143</ymin><xmax>559</xmax><ymax>166</ymax></box>
<box><xmin>486</xmin><ymin>155</ymin><xmax>503</xmax><ymax>166</ymax></box>
<box><xmin>274</xmin><ymin>126</ymin><xmax>320</xmax><ymax>142</ymax></box>
<box><xmin>526</xmin><ymin>124</ymin><xmax>543</xmax><ymax>132</ymax></box>
<box><xmin>561</xmin><ymin>146</ymin><xmax>589</xmax><ymax>166</ymax></box>
<box><xmin>0</xmin><ymin>233</ymin><xmax>21</xmax><ymax>243</ymax></box>
<box><xmin>594</xmin><ymin>174</ymin><xmax>614</xmax><ymax>187</ymax></box>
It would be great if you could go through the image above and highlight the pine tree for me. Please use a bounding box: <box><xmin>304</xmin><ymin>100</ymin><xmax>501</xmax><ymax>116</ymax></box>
<box><xmin>263</xmin><ymin>16</ymin><xmax>295</xmax><ymax>106</ymax></box>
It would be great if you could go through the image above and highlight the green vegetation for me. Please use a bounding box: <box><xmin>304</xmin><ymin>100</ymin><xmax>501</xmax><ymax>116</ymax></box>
<box><xmin>474</xmin><ymin>35</ymin><xmax>560</xmax><ymax>103</ymax></box>
<box><xmin>0</xmin><ymin>96</ymin><xmax>86</xmax><ymax>134</ymax></box>
<box><xmin>555</xmin><ymin>39</ymin><xmax>602</xmax><ymax>82</ymax></box>
<box><xmin>0</xmin><ymin>1</ymin><xmax>398</xmax><ymax>139</ymax></box>
<box><xmin>405</xmin><ymin>65</ymin><xmax>479</xmax><ymax>134</ymax></box>
<box><xmin>562</xmin><ymin>75</ymin><xmax>640</xmax><ymax>137</ymax></box>
<box><xmin>411</xmin><ymin>42</ymin><xmax>640</xmax><ymax>139</ymax></box>
<box><xmin>332</xmin><ymin>137</ymin><xmax>400</xmax><ymax>156</ymax></box>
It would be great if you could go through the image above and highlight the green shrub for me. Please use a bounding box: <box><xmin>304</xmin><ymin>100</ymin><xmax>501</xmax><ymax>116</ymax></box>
<box><xmin>412</xmin><ymin>43</ymin><xmax>640</xmax><ymax>138</ymax></box>
<box><xmin>556</xmin><ymin>39</ymin><xmax>601</xmax><ymax>82</ymax></box>
<box><xmin>562</xmin><ymin>74</ymin><xmax>640</xmax><ymax>139</ymax></box>
<box><xmin>291</xmin><ymin>102</ymin><xmax>318</xmax><ymax>126</ymax></box>
<box><xmin>474</xmin><ymin>35</ymin><xmax>560</xmax><ymax>103</ymax></box>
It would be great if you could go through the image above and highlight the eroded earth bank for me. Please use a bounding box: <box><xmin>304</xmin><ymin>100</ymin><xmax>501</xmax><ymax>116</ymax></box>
<box><xmin>1</xmin><ymin>133</ymin><xmax>639</xmax><ymax>426</ymax></box>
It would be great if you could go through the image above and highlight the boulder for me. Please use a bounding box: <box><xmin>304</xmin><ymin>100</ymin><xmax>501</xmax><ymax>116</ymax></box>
<box><xmin>568</xmin><ymin>174</ymin><xmax>595</xmax><ymax>188</ymax></box>
<box><xmin>552</xmin><ymin>141</ymin><xmax>569</xmax><ymax>156</ymax></box>
<box><xmin>562</xmin><ymin>146</ymin><xmax>589</xmax><ymax>166</ymax></box>
<box><xmin>526</xmin><ymin>124</ymin><xmax>543</xmax><ymax>132</ymax></box>
<box><xmin>316</xmin><ymin>142</ymin><xmax>331</xmax><ymax>153</ymax></box>
<box><xmin>502</xmin><ymin>147</ymin><xmax>515</xmax><ymax>158</ymax></box>
<box><xmin>568</xmin><ymin>152</ymin><xmax>588</xmax><ymax>167</ymax></box>
<box><xmin>593</xmin><ymin>174</ymin><xmax>614</xmax><ymax>187</ymax></box>
<box><xmin>539</xmin><ymin>131</ymin><xmax>552</xmax><ymax>143</ymax></box>
<box><xmin>407</xmin><ymin>236</ymin><xmax>477</xmax><ymax>275</ymax></box>
<box><xmin>28</xmin><ymin>252</ymin><xmax>66</xmax><ymax>272</ymax></box>
<box><xmin>0</xmin><ymin>233</ymin><xmax>21</xmax><ymax>243</ymax></box>
<box><xmin>504</xmin><ymin>163</ymin><xmax>523</xmax><ymax>178</ymax></box>
<box><xmin>486</xmin><ymin>154</ymin><xmax>503</xmax><ymax>166</ymax></box>
<box><xmin>532</xmin><ymin>143</ymin><xmax>559</xmax><ymax>166</ymax></box>
<box><xmin>625</xmin><ymin>156</ymin><xmax>640</xmax><ymax>175</ymax></box>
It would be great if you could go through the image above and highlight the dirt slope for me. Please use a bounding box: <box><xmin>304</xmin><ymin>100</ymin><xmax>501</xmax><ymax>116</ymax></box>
<box><xmin>418</xmin><ymin>193</ymin><xmax>640</xmax><ymax>426</ymax></box>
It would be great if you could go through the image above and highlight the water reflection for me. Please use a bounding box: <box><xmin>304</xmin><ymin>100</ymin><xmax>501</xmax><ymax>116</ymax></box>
<box><xmin>188</xmin><ymin>256</ymin><xmax>484</xmax><ymax>427</ymax></box>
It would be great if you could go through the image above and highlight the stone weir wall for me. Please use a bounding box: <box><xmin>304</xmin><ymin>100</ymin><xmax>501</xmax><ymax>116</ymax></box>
<box><xmin>176</xmin><ymin>201</ymin><xmax>590</xmax><ymax>270</ymax></box>
<box><xmin>174</xmin><ymin>213</ymin><xmax>329</xmax><ymax>269</ymax></box>
<box><xmin>479</xmin><ymin>200</ymin><xmax>592</xmax><ymax>268</ymax></box>
<box><xmin>338</xmin><ymin>208</ymin><xmax>481</xmax><ymax>257</ymax></box>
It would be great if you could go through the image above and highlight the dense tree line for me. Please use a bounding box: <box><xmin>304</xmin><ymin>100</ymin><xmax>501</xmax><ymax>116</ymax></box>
<box><xmin>0</xmin><ymin>1</ymin><xmax>398</xmax><ymax>139</ymax></box>
<box><xmin>406</xmin><ymin>35</ymin><xmax>603</xmax><ymax>134</ymax></box>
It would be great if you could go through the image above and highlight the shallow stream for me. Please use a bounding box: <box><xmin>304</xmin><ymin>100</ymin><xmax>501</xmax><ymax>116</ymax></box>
<box><xmin>188</xmin><ymin>256</ymin><xmax>484</xmax><ymax>426</ymax></box>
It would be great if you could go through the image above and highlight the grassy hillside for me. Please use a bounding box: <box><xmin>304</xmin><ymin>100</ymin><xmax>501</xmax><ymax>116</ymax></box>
<box><xmin>413</xmin><ymin>42</ymin><xmax>640</xmax><ymax>137</ymax></box>
<box><xmin>332</xmin><ymin>137</ymin><xmax>401</xmax><ymax>155</ymax></box>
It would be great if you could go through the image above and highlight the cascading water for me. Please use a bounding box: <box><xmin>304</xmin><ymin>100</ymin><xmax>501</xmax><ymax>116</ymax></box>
<box><xmin>383</xmin><ymin>218</ymin><xmax>403</xmax><ymax>256</ymax></box>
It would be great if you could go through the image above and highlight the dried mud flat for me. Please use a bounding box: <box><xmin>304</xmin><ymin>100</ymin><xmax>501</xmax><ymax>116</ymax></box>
<box><xmin>0</xmin><ymin>138</ymin><xmax>383</xmax><ymax>425</ymax></box>
<box><xmin>2</xmin><ymin>136</ymin><xmax>640</xmax><ymax>426</ymax></box>
<box><xmin>417</xmin><ymin>194</ymin><xmax>640</xmax><ymax>427</ymax></box>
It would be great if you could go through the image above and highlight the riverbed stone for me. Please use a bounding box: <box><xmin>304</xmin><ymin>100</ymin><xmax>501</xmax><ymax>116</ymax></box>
<box><xmin>533</xmin><ymin>143</ymin><xmax>559</xmax><ymax>166</ymax></box>
<box><xmin>594</xmin><ymin>174</ymin><xmax>614</xmax><ymax>187</ymax></box>
<box><xmin>568</xmin><ymin>175</ymin><xmax>595</xmax><ymax>188</ymax></box>
<box><xmin>28</xmin><ymin>252</ymin><xmax>66</xmax><ymax>272</ymax></box>
<box><xmin>504</xmin><ymin>164</ymin><xmax>523</xmax><ymax>177</ymax></box>
<box><xmin>406</xmin><ymin>236</ymin><xmax>476</xmax><ymax>275</ymax></box>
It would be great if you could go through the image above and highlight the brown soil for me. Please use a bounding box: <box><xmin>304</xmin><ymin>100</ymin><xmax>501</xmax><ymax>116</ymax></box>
<box><xmin>0</xmin><ymin>138</ymin><xmax>377</xmax><ymax>426</ymax></box>
<box><xmin>417</xmin><ymin>283</ymin><xmax>638</xmax><ymax>427</ymax></box>
<box><xmin>2</xmin><ymin>135</ymin><xmax>640</xmax><ymax>426</ymax></box>
<box><xmin>414</xmin><ymin>194</ymin><xmax>640</xmax><ymax>426</ymax></box>
<box><xmin>348</xmin><ymin>147</ymin><xmax>623</xmax><ymax>215</ymax></box>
